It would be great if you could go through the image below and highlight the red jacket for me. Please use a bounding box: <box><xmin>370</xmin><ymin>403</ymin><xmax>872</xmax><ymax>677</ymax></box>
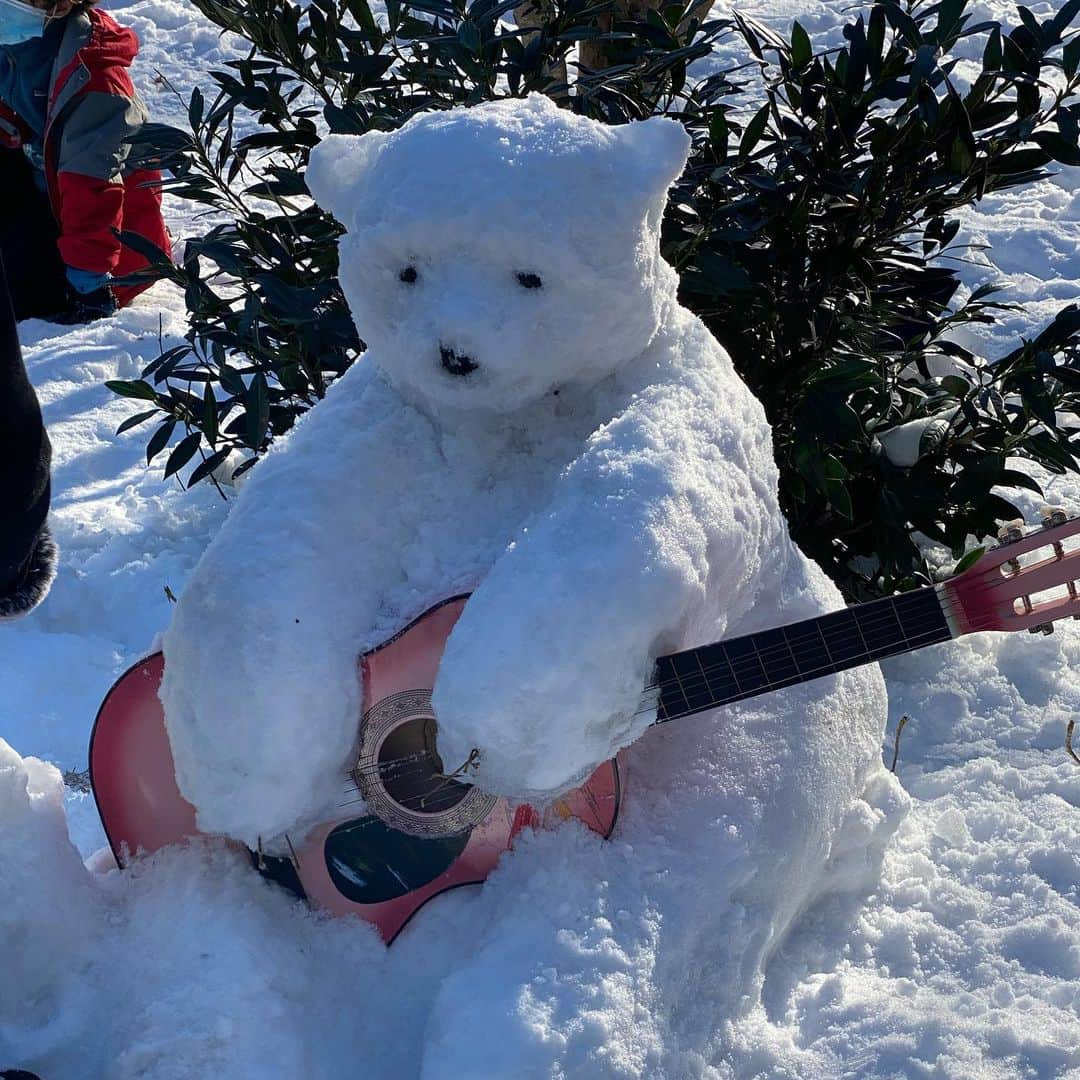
<box><xmin>0</xmin><ymin>9</ymin><xmax>170</xmax><ymax>307</ymax></box>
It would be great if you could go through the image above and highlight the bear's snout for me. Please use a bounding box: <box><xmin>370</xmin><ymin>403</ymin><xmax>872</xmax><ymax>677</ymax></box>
<box><xmin>440</xmin><ymin>345</ymin><xmax>480</xmax><ymax>377</ymax></box>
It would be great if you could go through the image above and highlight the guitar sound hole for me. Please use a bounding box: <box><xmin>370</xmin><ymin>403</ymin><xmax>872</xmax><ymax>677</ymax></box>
<box><xmin>378</xmin><ymin>717</ymin><xmax>469</xmax><ymax>816</ymax></box>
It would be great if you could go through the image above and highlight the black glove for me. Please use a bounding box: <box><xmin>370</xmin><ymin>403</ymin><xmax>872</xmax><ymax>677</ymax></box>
<box><xmin>51</xmin><ymin>283</ymin><xmax>118</xmax><ymax>325</ymax></box>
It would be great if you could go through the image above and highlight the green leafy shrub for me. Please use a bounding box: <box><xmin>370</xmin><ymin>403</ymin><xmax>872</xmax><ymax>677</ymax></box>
<box><xmin>112</xmin><ymin>0</ymin><xmax>1080</xmax><ymax>598</ymax></box>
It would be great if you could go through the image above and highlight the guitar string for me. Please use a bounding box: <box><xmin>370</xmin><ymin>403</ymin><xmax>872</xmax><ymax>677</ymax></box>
<box><xmin>340</xmin><ymin>752</ymin><xmax>473</xmax><ymax>812</ymax></box>
<box><xmin>339</xmin><ymin>552</ymin><xmax>1077</xmax><ymax>797</ymax></box>
<box><xmin>328</xmin><ymin>580</ymin><xmax>1073</xmax><ymax>812</ymax></box>
<box><xmin>657</xmin><ymin>552</ymin><xmax>1080</xmax><ymax>701</ymax></box>
<box><xmin>658</xmin><ymin>593</ymin><xmax>1036</xmax><ymax>704</ymax></box>
<box><xmin>355</xmin><ymin>573</ymin><xmax>1063</xmax><ymax>756</ymax></box>
<box><xmin>643</xmin><ymin>592</ymin><xmax>958</xmax><ymax>703</ymax></box>
<box><xmin>332</xmin><ymin>595</ymin><xmax>966</xmax><ymax>804</ymax></box>
<box><xmin>640</xmin><ymin>599</ymin><xmax>1007</xmax><ymax>722</ymax></box>
<box><xmin>644</xmin><ymin>574</ymin><xmax>1054</xmax><ymax>700</ymax></box>
<box><xmin>330</xmin><ymin>602</ymin><xmax>954</xmax><ymax>812</ymax></box>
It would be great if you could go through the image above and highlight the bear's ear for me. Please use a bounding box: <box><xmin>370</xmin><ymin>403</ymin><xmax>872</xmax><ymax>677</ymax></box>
<box><xmin>306</xmin><ymin>130</ymin><xmax>392</xmax><ymax>229</ymax></box>
<box><xmin>613</xmin><ymin>116</ymin><xmax>692</xmax><ymax>199</ymax></box>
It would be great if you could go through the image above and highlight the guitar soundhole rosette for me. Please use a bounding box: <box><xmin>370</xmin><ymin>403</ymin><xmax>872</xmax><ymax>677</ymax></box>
<box><xmin>356</xmin><ymin>689</ymin><xmax>496</xmax><ymax>838</ymax></box>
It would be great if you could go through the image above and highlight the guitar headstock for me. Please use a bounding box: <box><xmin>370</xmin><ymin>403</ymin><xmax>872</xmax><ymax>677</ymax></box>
<box><xmin>939</xmin><ymin>507</ymin><xmax>1080</xmax><ymax>637</ymax></box>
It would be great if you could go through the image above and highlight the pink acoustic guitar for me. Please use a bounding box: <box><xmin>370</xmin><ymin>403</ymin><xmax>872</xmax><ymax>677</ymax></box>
<box><xmin>90</xmin><ymin>508</ymin><xmax>1080</xmax><ymax>943</ymax></box>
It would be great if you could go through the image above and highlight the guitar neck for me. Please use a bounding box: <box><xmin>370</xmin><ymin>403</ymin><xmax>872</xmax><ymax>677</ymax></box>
<box><xmin>649</xmin><ymin>585</ymin><xmax>955</xmax><ymax>725</ymax></box>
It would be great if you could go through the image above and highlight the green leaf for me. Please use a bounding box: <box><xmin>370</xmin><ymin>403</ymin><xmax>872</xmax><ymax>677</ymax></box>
<box><xmin>1017</xmin><ymin>6</ymin><xmax>1042</xmax><ymax>43</ymax></box>
<box><xmin>188</xmin><ymin>86</ymin><xmax>204</xmax><ymax>132</ymax></box>
<box><xmin>999</xmin><ymin>467</ymin><xmax>1044</xmax><ymax>494</ymax></box>
<box><xmin>116</xmin><ymin>409</ymin><xmax>158</xmax><ymax>435</ymax></box>
<box><xmin>883</xmin><ymin>3</ymin><xmax>922</xmax><ymax>48</ymax></box>
<box><xmin>950</xmin><ymin>453</ymin><xmax>1005</xmax><ymax>504</ymax></box>
<box><xmin>806</xmin><ymin>357</ymin><xmax>876</xmax><ymax>386</ymax></box>
<box><xmin>692</xmin><ymin>250</ymin><xmax>753</xmax><ymax>292</ymax></box>
<box><xmin>1051</xmin><ymin>0</ymin><xmax>1080</xmax><ymax>37</ymax></box>
<box><xmin>1050</xmin><ymin>365</ymin><xmax>1080</xmax><ymax>390</ymax></box>
<box><xmin>1065</xmin><ymin>36</ymin><xmax>1080</xmax><ymax>79</ymax></box>
<box><xmin>1016</xmin><ymin>81</ymin><xmax>1040</xmax><ymax>119</ymax></box>
<box><xmin>164</xmin><ymin>432</ymin><xmax>203</xmax><ymax>480</ymax></box>
<box><xmin>948</xmin><ymin>133</ymin><xmax>976</xmax><ymax>173</ymax></box>
<box><xmin>708</xmin><ymin>109</ymin><xmax>728</xmax><ymax>160</ymax></box>
<box><xmin>791</xmin><ymin>20</ymin><xmax>812</xmax><ymax>68</ymax></box>
<box><xmin>219</xmin><ymin>364</ymin><xmax>246</xmax><ymax>398</ymax></box>
<box><xmin>934</xmin><ymin>0</ymin><xmax>967</xmax><ymax>45</ymax></box>
<box><xmin>991</xmin><ymin>148</ymin><xmax>1052</xmax><ymax>174</ymax></box>
<box><xmin>982</xmin><ymin>26</ymin><xmax>1002</xmax><ymax>70</ymax></box>
<box><xmin>146</xmin><ymin>419</ymin><xmax>176</xmax><ymax>465</ymax></box>
<box><xmin>844</xmin><ymin>16</ymin><xmax>868</xmax><ymax>91</ymax></box>
<box><xmin>203</xmin><ymin>382</ymin><xmax>219</xmax><ymax>447</ymax></box>
<box><xmin>738</xmin><ymin>103</ymin><xmax>771</xmax><ymax>159</ymax></box>
<box><xmin>1032</xmin><ymin>131</ymin><xmax>1080</xmax><ymax>166</ymax></box>
<box><xmin>106</xmin><ymin>379</ymin><xmax>159</xmax><ymax>402</ymax></box>
<box><xmin>245</xmin><ymin>372</ymin><xmax>271</xmax><ymax>449</ymax></box>
<box><xmin>457</xmin><ymin>20</ymin><xmax>482</xmax><ymax>51</ymax></box>
<box><xmin>822</xmin><ymin>455</ymin><xmax>853</xmax><ymax>520</ymax></box>
<box><xmin>188</xmin><ymin>448</ymin><xmax>232</xmax><ymax>487</ymax></box>
<box><xmin>952</xmin><ymin>546</ymin><xmax>985</xmax><ymax>575</ymax></box>
<box><xmin>344</xmin><ymin>0</ymin><xmax>380</xmax><ymax>37</ymax></box>
<box><xmin>867</xmin><ymin>6</ymin><xmax>886</xmax><ymax>74</ymax></box>
<box><xmin>941</xmin><ymin>374</ymin><xmax>971</xmax><ymax>397</ymax></box>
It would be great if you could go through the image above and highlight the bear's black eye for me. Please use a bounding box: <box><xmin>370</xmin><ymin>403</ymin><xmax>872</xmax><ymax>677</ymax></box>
<box><xmin>516</xmin><ymin>272</ymin><xmax>542</xmax><ymax>289</ymax></box>
<box><xmin>399</xmin><ymin>267</ymin><xmax>418</xmax><ymax>284</ymax></box>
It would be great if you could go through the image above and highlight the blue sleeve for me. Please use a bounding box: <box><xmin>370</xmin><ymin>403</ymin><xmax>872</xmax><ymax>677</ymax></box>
<box><xmin>65</xmin><ymin>266</ymin><xmax>111</xmax><ymax>294</ymax></box>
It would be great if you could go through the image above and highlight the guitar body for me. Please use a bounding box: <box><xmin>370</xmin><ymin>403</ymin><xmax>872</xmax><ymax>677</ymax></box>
<box><xmin>90</xmin><ymin>596</ymin><xmax>621</xmax><ymax>943</ymax></box>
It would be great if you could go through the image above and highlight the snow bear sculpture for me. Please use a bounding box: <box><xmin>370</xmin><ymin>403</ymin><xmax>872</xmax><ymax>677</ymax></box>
<box><xmin>161</xmin><ymin>96</ymin><xmax>900</xmax><ymax>1040</ymax></box>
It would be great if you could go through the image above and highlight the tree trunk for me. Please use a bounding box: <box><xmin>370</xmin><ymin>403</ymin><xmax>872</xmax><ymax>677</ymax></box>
<box><xmin>513</xmin><ymin>0</ymin><xmax>568</xmax><ymax>94</ymax></box>
<box><xmin>513</xmin><ymin>0</ymin><xmax>714</xmax><ymax>101</ymax></box>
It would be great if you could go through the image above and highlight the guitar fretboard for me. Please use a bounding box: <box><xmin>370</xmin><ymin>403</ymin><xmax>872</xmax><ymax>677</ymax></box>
<box><xmin>651</xmin><ymin>586</ymin><xmax>952</xmax><ymax>724</ymax></box>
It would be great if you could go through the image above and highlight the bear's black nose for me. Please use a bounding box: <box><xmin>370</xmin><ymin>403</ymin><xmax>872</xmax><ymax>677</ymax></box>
<box><xmin>440</xmin><ymin>346</ymin><xmax>479</xmax><ymax>376</ymax></box>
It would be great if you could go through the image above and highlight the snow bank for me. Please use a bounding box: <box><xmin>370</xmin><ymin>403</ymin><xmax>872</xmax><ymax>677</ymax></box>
<box><xmin>0</xmin><ymin>740</ymin><xmax>100</xmax><ymax>1063</ymax></box>
<box><xmin>0</xmin><ymin>740</ymin><xmax>395</xmax><ymax>1079</ymax></box>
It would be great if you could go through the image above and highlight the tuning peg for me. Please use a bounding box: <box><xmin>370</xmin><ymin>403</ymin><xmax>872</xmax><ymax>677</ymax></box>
<box><xmin>1028</xmin><ymin>623</ymin><xmax>1055</xmax><ymax>636</ymax></box>
<box><xmin>998</xmin><ymin>519</ymin><xmax>1025</xmax><ymax>575</ymax></box>
<box><xmin>997</xmin><ymin>519</ymin><xmax>1025</xmax><ymax>545</ymax></box>
<box><xmin>1040</xmin><ymin>505</ymin><xmax>1068</xmax><ymax>529</ymax></box>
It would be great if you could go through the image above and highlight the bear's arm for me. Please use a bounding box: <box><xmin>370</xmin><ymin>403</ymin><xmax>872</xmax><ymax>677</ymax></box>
<box><xmin>160</xmin><ymin>366</ymin><xmax>440</xmax><ymax>845</ymax></box>
<box><xmin>431</xmin><ymin>354</ymin><xmax>781</xmax><ymax>798</ymax></box>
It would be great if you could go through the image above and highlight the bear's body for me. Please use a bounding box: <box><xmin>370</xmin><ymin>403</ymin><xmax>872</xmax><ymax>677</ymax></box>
<box><xmin>159</xmin><ymin>96</ymin><xmax>900</xmax><ymax>1051</ymax></box>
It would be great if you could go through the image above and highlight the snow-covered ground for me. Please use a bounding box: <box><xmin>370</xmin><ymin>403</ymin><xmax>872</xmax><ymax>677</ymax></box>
<box><xmin>2</xmin><ymin>0</ymin><xmax>1080</xmax><ymax>1076</ymax></box>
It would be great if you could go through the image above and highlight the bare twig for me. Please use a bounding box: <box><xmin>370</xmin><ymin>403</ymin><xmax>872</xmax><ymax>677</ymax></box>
<box><xmin>890</xmin><ymin>714</ymin><xmax>910</xmax><ymax>774</ymax></box>
<box><xmin>62</xmin><ymin>768</ymin><xmax>92</xmax><ymax>792</ymax></box>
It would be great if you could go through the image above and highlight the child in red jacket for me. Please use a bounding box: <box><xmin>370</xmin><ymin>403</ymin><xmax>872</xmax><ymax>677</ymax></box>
<box><xmin>0</xmin><ymin>0</ymin><xmax>169</xmax><ymax>323</ymax></box>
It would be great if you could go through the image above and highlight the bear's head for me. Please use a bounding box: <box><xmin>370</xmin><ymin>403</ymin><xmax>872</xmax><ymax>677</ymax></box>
<box><xmin>307</xmin><ymin>95</ymin><xmax>691</xmax><ymax>416</ymax></box>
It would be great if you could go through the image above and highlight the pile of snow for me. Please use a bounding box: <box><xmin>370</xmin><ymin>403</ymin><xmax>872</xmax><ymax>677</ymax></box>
<box><xmin>1</xmin><ymin>0</ymin><xmax>1079</xmax><ymax>1076</ymax></box>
